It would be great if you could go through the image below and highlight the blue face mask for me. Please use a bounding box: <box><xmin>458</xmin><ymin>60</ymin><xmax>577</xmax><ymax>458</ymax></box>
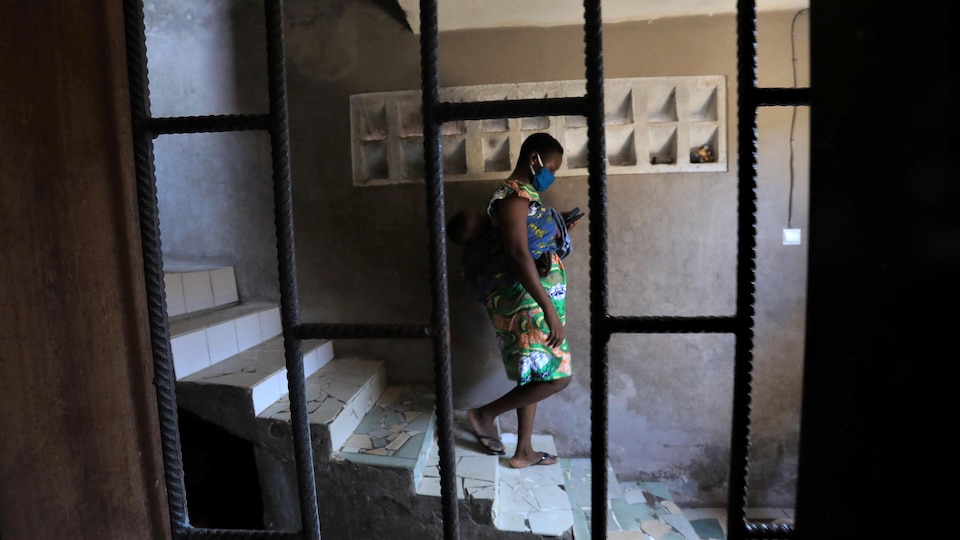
<box><xmin>530</xmin><ymin>153</ymin><xmax>555</xmax><ymax>191</ymax></box>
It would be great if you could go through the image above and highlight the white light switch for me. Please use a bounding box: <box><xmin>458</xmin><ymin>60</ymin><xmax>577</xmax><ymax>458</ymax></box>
<box><xmin>782</xmin><ymin>228</ymin><xmax>802</xmax><ymax>245</ymax></box>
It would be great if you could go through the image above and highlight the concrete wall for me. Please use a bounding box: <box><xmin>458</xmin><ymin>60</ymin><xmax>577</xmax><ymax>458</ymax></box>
<box><xmin>144</xmin><ymin>0</ymin><xmax>809</xmax><ymax>508</ymax></box>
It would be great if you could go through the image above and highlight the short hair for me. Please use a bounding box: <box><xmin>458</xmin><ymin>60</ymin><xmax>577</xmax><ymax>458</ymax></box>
<box><xmin>517</xmin><ymin>132</ymin><xmax>563</xmax><ymax>166</ymax></box>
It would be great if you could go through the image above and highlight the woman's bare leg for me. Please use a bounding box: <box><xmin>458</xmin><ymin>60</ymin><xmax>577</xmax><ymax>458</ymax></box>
<box><xmin>468</xmin><ymin>377</ymin><xmax>571</xmax><ymax>464</ymax></box>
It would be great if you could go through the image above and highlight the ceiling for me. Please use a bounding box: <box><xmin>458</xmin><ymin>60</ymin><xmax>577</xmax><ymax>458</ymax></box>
<box><xmin>395</xmin><ymin>0</ymin><xmax>809</xmax><ymax>34</ymax></box>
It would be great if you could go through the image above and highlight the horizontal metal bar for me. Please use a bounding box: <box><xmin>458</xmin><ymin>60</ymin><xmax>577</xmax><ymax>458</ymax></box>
<box><xmin>437</xmin><ymin>96</ymin><xmax>586</xmax><ymax>122</ymax></box>
<box><xmin>177</xmin><ymin>527</ymin><xmax>302</xmax><ymax>539</ymax></box>
<box><xmin>146</xmin><ymin>114</ymin><xmax>270</xmax><ymax>135</ymax></box>
<box><xmin>744</xmin><ymin>521</ymin><xmax>797</xmax><ymax>539</ymax></box>
<box><xmin>754</xmin><ymin>87</ymin><xmax>810</xmax><ymax>107</ymax></box>
<box><xmin>605</xmin><ymin>315</ymin><xmax>738</xmax><ymax>334</ymax></box>
<box><xmin>296</xmin><ymin>322</ymin><xmax>432</xmax><ymax>340</ymax></box>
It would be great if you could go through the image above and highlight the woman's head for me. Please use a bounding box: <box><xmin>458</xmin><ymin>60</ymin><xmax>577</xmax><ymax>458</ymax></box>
<box><xmin>517</xmin><ymin>133</ymin><xmax>563</xmax><ymax>191</ymax></box>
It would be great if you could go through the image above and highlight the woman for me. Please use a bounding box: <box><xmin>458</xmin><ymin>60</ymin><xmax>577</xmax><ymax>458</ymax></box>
<box><xmin>464</xmin><ymin>132</ymin><xmax>575</xmax><ymax>468</ymax></box>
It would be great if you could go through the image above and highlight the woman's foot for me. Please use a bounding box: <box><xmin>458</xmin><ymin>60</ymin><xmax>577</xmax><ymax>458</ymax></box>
<box><xmin>509</xmin><ymin>451</ymin><xmax>559</xmax><ymax>469</ymax></box>
<box><xmin>467</xmin><ymin>408</ymin><xmax>505</xmax><ymax>455</ymax></box>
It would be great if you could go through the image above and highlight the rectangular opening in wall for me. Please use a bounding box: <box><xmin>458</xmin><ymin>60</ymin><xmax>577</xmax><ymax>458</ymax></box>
<box><xmin>606</xmin><ymin>126</ymin><xmax>636</xmax><ymax>167</ymax></box>
<box><xmin>520</xmin><ymin>116</ymin><xmax>550</xmax><ymax>131</ymax></box>
<box><xmin>521</xmin><ymin>95</ymin><xmax>551</xmax><ymax>131</ymax></box>
<box><xmin>564</xmin><ymin>115</ymin><xmax>587</xmax><ymax>129</ymax></box>
<box><xmin>359</xmin><ymin>101</ymin><xmax>388</xmax><ymax>141</ymax></box>
<box><xmin>482</xmin><ymin>118</ymin><xmax>509</xmax><ymax>132</ymax></box>
<box><xmin>605</xmin><ymin>88</ymin><xmax>634</xmax><ymax>125</ymax></box>
<box><xmin>483</xmin><ymin>134</ymin><xmax>511</xmax><ymax>172</ymax></box>
<box><xmin>564</xmin><ymin>128</ymin><xmax>589</xmax><ymax>170</ymax></box>
<box><xmin>441</xmin><ymin>120</ymin><xmax>466</xmax><ymax>136</ymax></box>
<box><xmin>397</xmin><ymin>101</ymin><xmax>423</xmax><ymax>138</ymax></box>
<box><xmin>647</xmin><ymin>86</ymin><xmax>678</xmax><ymax>123</ymax></box>
<box><xmin>400</xmin><ymin>137</ymin><xmax>425</xmax><ymax>180</ymax></box>
<box><xmin>361</xmin><ymin>141</ymin><xmax>389</xmax><ymax>180</ymax></box>
<box><xmin>689</xmin><ymin>84</ymin><xmax>719</xmax><ymax>122</ymax></box>
<box><xmin>689</xmin><ymin>125</ymin><xmax>719</xmax><ymax>163</ymax></box>
<box><xmin>443</xmin><ymin>135</ymin><xmax>467</xmax><ymax>175</ymax></box>
<box><xmin>649</xmin><ymin>126</ymin><xmax>677</xmax><ymax>165</ymax></box>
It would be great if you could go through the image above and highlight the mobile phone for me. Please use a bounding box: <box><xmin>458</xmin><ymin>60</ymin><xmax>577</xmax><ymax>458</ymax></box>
<box><xmin>563</xmin><ymin>207</ymin><xmax>585</xmax><ymax>226</ymax></box>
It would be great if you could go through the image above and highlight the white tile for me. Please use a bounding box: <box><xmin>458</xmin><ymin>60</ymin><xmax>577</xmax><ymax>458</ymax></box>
<box><xmin>314</xmin><ymin>340</ymin><xmax>334</xmax><ymax>369</ymax></box>
<box><xmin>661</xmin><ymin>514</ymin><xmax>699</xmax><ymax>539</ymax></box>
<box><xmin>532</xmin><ymin>484</ymin><xmax>572</xmax><ymax>511</ymax></box>
<box><xmin>498</xmin><ymin>484</ymin><xmax>538</xmax><ymax>514</ymax></box>
<box><xmin>457</xmin><ymin>455</ymin><xmax>496</xmax><ymax>483</ymax></box>
<box><xmin>495</xmin><ymin>511</ymin><xmax>529</xmax><ymax>533</ymax></box>
<box><xmin>464</xmin><ymin>481</ymin><xmax>496</xmax><ymax>501</ymax></box>
<box><xmin>260</xmin><ymin>307</ymin><xmax>282</xmax><ymax>339</ymax></box>
<box><xmin>171</xmin><ymin>330</ymin><xmax>210</xmax><ymax>379</ymax></box>
<box><xmin>345</xmin><ymin>433</ymin><xmax>374</xmax><ymax>450</ymax></box>
<box><xmin>205</xmin><ymin>321</ymin><xmax>239</xmax><ymax>364</ymax></box>
<box><xmin>608</xmin><ymin>531</ymin><xmax>651</xmax><ymax>539</ymax></box>
<box><xmin>181</xmin><ymin>270</ymin><xmax>215</xmax><ymax>313</ymax></box>
<box><xmin>235</xmin><ymin>312</ymin><xmax>263</xmax><ymax>350</ymax></box>
<box><xmin>210</xmin><ymin>266</ymin><xmax>239</xmax><ymax>305</ymax></box>
<box><xmin>661</xmin><ymin>500</ymin><xmax>682</xmax><ymax>515</ymax></box>
<box><xmin>417</xmin><ymin>476</ymin><xmax>442</xmax><ymax>497</ymax></box>
<box><xmin>521</xmin><ymin>461</ymin><xmax>565</xmax><ymax>486</ymax></box>
<box><xmin>328</xmin><ymin>409</ymin><xmax>359</xmax><ymax>452</ymax></box>
<box><xmin>164</xmin><ymin>272</ymin><xmax>186</xmax><ymax>317</ymax></box>
<box><xmin>527</xmin><ymin>510</ymin><xmax>573</xmax><ymax>537</ymax></box>
<box><xmin>385</xmin><ymin>431</ymin><xmax>411</xmax><ymax>451</ymax></box>
<box><xmin>640</xmin><ymin>519</ymin><xmax>673</xmax><ymax>539</ymax></box>
<box><xmin>303</xmin><ymin>347</ymin><xmax>332</xmax><ymax>376</ymax></box>
<box><xmin>251</xmin><ymin>375</ymin><xmax>284</xmax><ymax>414</ymax></box>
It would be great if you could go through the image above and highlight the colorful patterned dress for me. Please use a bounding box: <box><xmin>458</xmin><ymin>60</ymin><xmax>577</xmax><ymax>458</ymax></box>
<box><xmin>483</xmin><ymin>180</ymin><xmax>572</xmax><ymax>386</ymax></box>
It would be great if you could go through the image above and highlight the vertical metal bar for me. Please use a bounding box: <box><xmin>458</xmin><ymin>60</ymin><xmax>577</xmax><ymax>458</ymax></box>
<box><xmin>582</xmin><ymin>1</ymin><xmax>610</xmax><ymax>539</ymax></box>
<box><xmin>729</xmin><ymin>1</ymin><xmax>760</xmax><ymax>539</ymax></box>
<box><xmin>122</xmin><ymin>0</ymin><xmax>190</xmax><ymax>533</ymax></box>
<box><xmin>418</xmin><ymin>1</ymin><xmax>460</xmax><ymax>539</ymax></box>
<box><xmin>263</xmin><ymin>1</ymin><xmax>321</xmax><ymax>538</ymax></box>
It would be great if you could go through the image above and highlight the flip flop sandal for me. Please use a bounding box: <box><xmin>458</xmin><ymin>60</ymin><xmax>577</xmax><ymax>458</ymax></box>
<box><xmin>511</xmin><ymin>452</ymin><xmax>558</xmax><ymax>468</ymax></box>
<box><xmin>475</xmin><ymin>434</ymin><xmax>506</xmax><ymax>455</ymax></box>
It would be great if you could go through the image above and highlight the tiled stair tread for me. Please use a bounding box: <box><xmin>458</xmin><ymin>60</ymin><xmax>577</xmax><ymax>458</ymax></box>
<box><xmin>179</xmin><ymin>336</ymin><xmax>331</xmax><ymax>389</ymax></box>
<box><xmin>258</xmin><ymin>357</ymin><xmax>384</xmax><ymax>426</ymax></box>
<box><xmin>338</xmin><ymin>385</ymin><xmax>437</xmax><ymax>471</ymax></box>
<box><xmin>164</xmin><ymin>260</ymin><xmax>227</xmax><ymax>272</ymax></box>
<box><xmin>562</xmin><ymin>459</ymin><xmax>706</xmax><ymax>540</ymax></box>
<box><xmin>495</xmin><ymin>433</ymin><xmax>572</xmax><ymax>537</ymax></box>
<box><xmin>170</xmin><ymin>301</ymin><xmax>276</xmax><ymax>335</ymax></box>
<box><xmin>416</xmin><ymin>431</ymin><xmax>500</xmax><ymax>502</ymax></box>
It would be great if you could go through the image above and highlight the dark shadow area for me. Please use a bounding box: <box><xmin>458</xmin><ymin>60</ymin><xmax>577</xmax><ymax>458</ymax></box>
<box><xmin>179</xmin><ymin>408</ymin><xmax>265</xmax><ymax>530</ymax></box>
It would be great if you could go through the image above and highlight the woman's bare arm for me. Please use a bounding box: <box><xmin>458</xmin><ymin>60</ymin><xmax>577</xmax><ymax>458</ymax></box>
<box><xmin>497</xmin><ymin>195</ymin><xmax>565</xmax><ymax>348</ymax></box>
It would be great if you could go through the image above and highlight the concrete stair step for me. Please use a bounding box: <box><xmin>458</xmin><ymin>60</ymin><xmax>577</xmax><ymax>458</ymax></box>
<box><xmin>164</xmin><ymin>264</ymin><xmax>239</xmax><ymax>319</ymax></box>
<box><xmin>495</xmin><ymin>432</ymin><xmax>573</xmax><ymax>537</ymax></box>
<box><xmin>562</xmin><ymin>457</ymin><xmax>708</xmax><ymax>540</ymax></box>
<box><xmin>169</xmin><ymin>301</ymin><xmax>281</xmax><ymax>380</ymax></box>
<box><xmin>415</xmin><ymin>419</ymin><xmax>500</xmax><ymax>528</ymax></box>
<box><xmin>337</xmin><ymin>385</ymin><xmax>437</xmax><ymax>486</ymax></box>
<box><xmin>176</xmin><ymin>336</ymin><xmax>334</xmax><ymax>440</ymax></box>
<box><xmin>415</xmin><ymin>415</ymin><xmax>572</xmax><ymax>537</ymax></box>
<box><xmin>257</xmin><ymin>357</ymin><xmax>387</xmax><ymax>458</ymax></box>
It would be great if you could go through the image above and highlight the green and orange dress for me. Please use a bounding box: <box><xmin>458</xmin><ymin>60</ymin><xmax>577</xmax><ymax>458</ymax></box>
<box><xmin>482</xmin><ymin>180</ymin><xmax>572</xmax><ymax>386</ymax></box>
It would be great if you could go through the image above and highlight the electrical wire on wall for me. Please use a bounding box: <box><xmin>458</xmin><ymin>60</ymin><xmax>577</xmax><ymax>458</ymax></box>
<box><xmin>787</xmin><ymin>7</ymin><xmax>810</xmax><ymax>229</ymax></box>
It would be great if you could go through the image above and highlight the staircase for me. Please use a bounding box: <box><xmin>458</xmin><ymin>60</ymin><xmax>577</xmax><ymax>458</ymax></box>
<box><xmin>165</xmin><ymin>265</ymin><xmax>724</xmax><ymax>539</ymax></box>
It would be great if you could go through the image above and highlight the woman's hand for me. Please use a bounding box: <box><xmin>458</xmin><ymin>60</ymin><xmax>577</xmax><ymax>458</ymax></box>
<box><xmin>563</xmin><ymin>208</ymin><xmax>584</xmax><ymax>231</ymax></box>
<box><xmin>543</xmin><ymin>308</ymin><xmax>565</xmax><ymax>348</ymax></box>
